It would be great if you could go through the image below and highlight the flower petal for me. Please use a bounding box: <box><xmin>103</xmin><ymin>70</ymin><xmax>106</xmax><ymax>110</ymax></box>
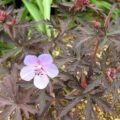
<box><xmin>20</xmin><ymin>66</ymin><xmax>35</xmax><ymax>81</ymax></box>
<box><xmin>44</xmin><ymin>64</ymin><xmax>59</xmax><ymax>78</ymax></box>
<box><xmin>24</xmin><ymin>55</ymin><xmax>38</xmax><ymax>66</ymax></box>
<box><xmin>34</xmin><ymin>74</ymin><xmax>49</xmax><ymax>89</ymax></box>
<box><xmin>38</xmin><ymin>54</ymin><xmax>53</xmax><ymax>65</ymax></box>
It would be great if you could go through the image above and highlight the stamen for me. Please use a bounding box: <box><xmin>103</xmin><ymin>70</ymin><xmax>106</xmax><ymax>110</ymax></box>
<box><xmin>34</xmin><ymin>63</ymin><xmax>45</xmax><ymax>75</ymax></box>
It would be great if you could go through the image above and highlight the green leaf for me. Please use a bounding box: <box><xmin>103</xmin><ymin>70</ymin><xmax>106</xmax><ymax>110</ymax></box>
<box><xmin>23</xmin><ymin>0</ymin><xmax>43</xmax><ymax>20</ymax></box>
<box><xmin>36</xmin><ymin>0</ymin><xmax>52</xmax><ymax>36</ymax></box>
<box><xmin>39</xmin><ymin>90</ymin><xmax>46</xmax><ymax>114</ymax></box>
<box><xmin>20</xmin><ymin>8</ymin><xmax>29</xmax><ymax>22</ymax></box>
<box><xmin>42</xmin><ymin>0</ymin><xmax>52</xmax><ymax>37</ymax></box>
<box><xmin>0</xmin><ymin>42</ymin><xmax>15</xmax><ymax>50</ymax></box>
<box><xmin>42</xmin><ymin>0</ymin><xmax>52</xmax><ymax>19</ymax></box>
<box><xmin>36</xmin><ymin>0</ymin><xmax>44</xmax><ymax>13</ymax></box>
<box><xmin>91</xmin><ymin>0</ymin><xmax>111</xmax><ymax>10</ymax></box>
<box><xmin>45</xmin><ymin>25</ymin><xmax>51</xmax><ymax>37</ymax></box>
<box><xmin>22</xmin><ymin>0</ymin><xmax>45</xmax><ymax>32</ymax></box>
<box><xmin>0</xmin><ymin>48</ymin><xmax>22</xmax><ymax>63</ymax></box>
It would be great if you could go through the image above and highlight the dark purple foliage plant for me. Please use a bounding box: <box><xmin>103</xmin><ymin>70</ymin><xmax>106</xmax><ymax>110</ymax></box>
<box><xmin>0</xmin><ymin>1</ymin><xmax>120</xmax><ymax>120</ymax></box>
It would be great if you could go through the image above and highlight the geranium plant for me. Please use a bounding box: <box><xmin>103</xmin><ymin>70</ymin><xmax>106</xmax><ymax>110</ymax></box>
<box><xmin>0</xmin><ymin>0</ymin><xmax>120</xmax><ymax>120</ymax></box>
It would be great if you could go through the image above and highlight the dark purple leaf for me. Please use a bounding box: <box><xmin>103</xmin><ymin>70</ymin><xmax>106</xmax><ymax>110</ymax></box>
<box><xmin>14</xmin><ymin>108</ymin><xmax>22</xmax><ymax>120</ymax></box>
<box><xmin>59</xmin><ymin>96</ymin><xmax>84</xmax><ymax>118</ymax></box>
<box><xmin>94</xmin><ymin>97</ymin><xmax>113</xmax><ymax>114</ymax></box>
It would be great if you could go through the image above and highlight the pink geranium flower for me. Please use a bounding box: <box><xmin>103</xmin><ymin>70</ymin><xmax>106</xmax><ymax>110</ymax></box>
<box><xmin>20</xmin><ymin>54</ymin><xmax>59</xmax><ymax>89</ymax></box>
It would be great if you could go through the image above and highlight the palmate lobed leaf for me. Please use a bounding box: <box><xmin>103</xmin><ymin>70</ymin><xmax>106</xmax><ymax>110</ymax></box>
<box><xmin>0</xmin><ymin>97</ymin><xmax>14</xmax><ymax>107</ymax></box>
<box><xmin>0</xmin><ymin>2</ymin><xmax>120</xmax><ymax>119</ymax></box>
<box><xmin>85</xmin><ymin>97</ymin><xmax>98</xmax><ymax>120</ymax></box>
<box><xmin>2</xmin><ymin>105</ymin><xmax>17</xmax><ymax>120</ymax></box>
<box><xmin>94</xmin><ymin>97</ymin><xmax>113</xmax><ymax>114</ymax></box>
<box><xmin>85</xmin><ymin>97</ymin><xmax>92</xmax><ymax>120</ymax></box>
<box><xmin>83</xmin><ymin>76</ymin><xmax>102</xmax><ymax>94</ymax></box>
<box><xmin>14</xmin><ymin>108</ymin><xmax>22</xmax><ymax>120</ymax></box>
<box><xmin>0</xmin><ymin>67</ymin><xmax>37</xmax><ymax>120</ymax></box>
<box><xmin>59</xmin><ymin>96</ymin><xmax>84</xmax><ymax>118</ymax></box>
<box><xmin>20</xmin><ymin>104</ymin><xmax>37</xmax><ymax>119</ymax></box>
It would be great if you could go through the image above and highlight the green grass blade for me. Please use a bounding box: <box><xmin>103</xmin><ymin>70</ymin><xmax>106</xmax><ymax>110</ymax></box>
<box><xmin>23</xmin><ymin>0</ymin><xmax>43</xmax><ymax>20</ymax></box>
<box><xmin>91</xmin><ymin>0</ymin><xmax>111</xmax><ymax>10</ymax></box>
<box><xmin>36</xmin><ymin>0</ymin><xmax>44</xmax><ymax>13</ymax></box>
<box><xmin>22</xmin><ymin>0</ymin><xmax>45</xmax><ymax>32</ymax></box>
<box><xmin>42</xmin><ymin>0</ymin><xmax>52</xmax><ymax>19</ymax></box>
<box><xmin>42</xmin><ymin>0</ymin><xmax>52</xmax><ymax>37</ymax></box>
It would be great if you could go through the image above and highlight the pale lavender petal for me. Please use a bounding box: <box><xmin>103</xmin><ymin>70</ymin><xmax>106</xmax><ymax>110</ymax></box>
<box><xmin>20</xmin><ymin>66</ymin><xmax>35</xmax><ymax>81</ymax></box>
<box><xmin>38</xmin><ymin>54</ymin><xmax>53</xmax><ymax>65</ymax></box>
<box><xmin>24</xmin><ymin>55</ymin><xmax>38</xmax><ymax>66</ymax></box>
<box><xmin>44</xmin><ymin>64</ymin><xmax>59</xmax><ymax>78</ymax></box>
<box><xmin>34</xmin><ymin>74</ymin><xmax>49</xmax><ymax>89</ymax></box>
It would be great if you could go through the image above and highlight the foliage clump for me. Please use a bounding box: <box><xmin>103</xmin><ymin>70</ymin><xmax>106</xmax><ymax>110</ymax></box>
<box><xmin>0</xmin><ymin>0</ymin><xmax>120</xmax><ymax>120</ymax></box>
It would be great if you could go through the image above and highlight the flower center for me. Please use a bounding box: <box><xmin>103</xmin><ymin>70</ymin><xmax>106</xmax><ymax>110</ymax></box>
<box><xmin>34</xmin><ymin>63</ymin><xmax>45</xmax><ymax>75</ymax></box>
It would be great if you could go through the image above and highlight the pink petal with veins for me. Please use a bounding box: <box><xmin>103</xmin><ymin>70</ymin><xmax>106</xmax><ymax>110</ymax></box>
<box><xmin>38</xmin><ymin>54</ymin><xmax>53</xmax><ymax>65</ymax></box>
<box><xmin>20</xmin><ymin>66</ymin><xmax>35</xmax><ymax>81</ymax></box>
<box><xmin>34</xmin><ymin>74</ymin><xmax>49</xmax><ymax>89</ymax></box>
<box><xmin>44</xmin><ymin>64</ymin><xmax>59</xmax><ymax>78</ymax></box>
<box><xmin>24</xmin><ymin>55</ymin><xmax>38</xmax><ymax>66</ymax></box>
